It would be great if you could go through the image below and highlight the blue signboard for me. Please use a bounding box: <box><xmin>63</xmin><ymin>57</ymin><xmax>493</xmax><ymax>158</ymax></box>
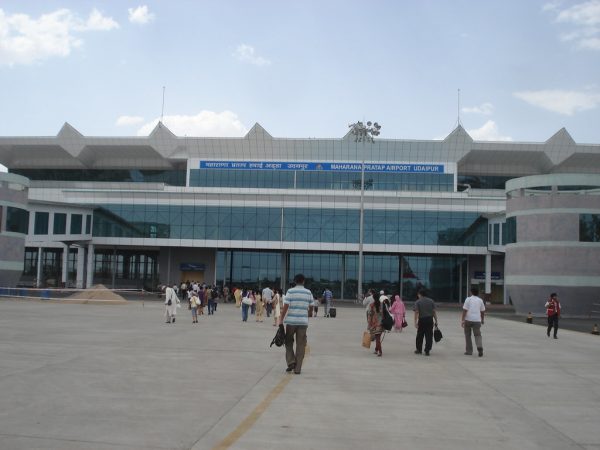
<box><xmin>199</xmin><ymin>160</ymin><xmax>445</xmax><ymax>174</ymax></box>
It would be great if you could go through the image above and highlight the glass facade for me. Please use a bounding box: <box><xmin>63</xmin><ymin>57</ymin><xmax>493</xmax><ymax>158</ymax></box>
<box><xmin>189</xmin><ymin>169</ymin><xmax>454</xmax><ymax>192</ymax></box>
<box><xmin>580</xmin><ymin>214</ymin><xmax>600</xmax><ymax>242</ymax></box>
<box><xmin>6</xmin><ymin>207</ymin><xmax>29</xmax><ymax>234</ymax></box>
<box><xmin>54</xmin><ymin>213</ymin><xmax>66</xmax><ymax>234</ymax></box>
<box><xmin>457</xmin><ymin>175</ymin><xmax>514</xmax><ymax>190</ymax></box>
<box><xmin>504</xmin><ymin>217</ymin><xmax>517</xmax><ymax>244</ymax></box>
<box><xmin>34</xmin><ymin>212</ymin><xmax>49</xmax><ymax>235</ymax></box>
<box><xmin>70</xmin><ymin>214</ymin><xmax>82</xmax><ymax>234</ymax></box>
<box><xmin>10</xmin><ymin>169</ymin><xmax>186</xmax><ymax>186</ymax></box>
<box><xmin>93</xmin><ymin>248</ymin><xmax>159</xmax><ymax>290</ymax></box>
<box><xmin>216</xmin><ymin>249</ymin><xmax>466</xmax><ymax>301</ymax></box>
<box><xmin>93</xmin><ymin>204</ymin><xmax>487</xmax><ymax>246</ymax></box>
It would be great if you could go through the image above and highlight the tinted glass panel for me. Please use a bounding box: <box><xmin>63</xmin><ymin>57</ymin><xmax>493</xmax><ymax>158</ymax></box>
<box><xmin>34</xmin><ymin>212</ymin><xmax>49</xmax><ymax>235</ymax></box>
<box><xmin>580</xmin><ymin>214</ymin><xmax>600</xmax><ymax>242</ymax></box>
<box><xmin>10</xmin><ymin>169</ymin><xmax>186</xmax><ymax>186</ymax></box>
<box><xmin>70</xmin><ymin>214</ymin><xmax>82</xmax><ymax>234</ymax></box>
<box><xmin>93</xmin><ymin>204</ymin><xmax>487</xmax><ymax>247</ymax></box>
<box><xmin>53</xmin><ymin>213</ymin><xmax>66</xmax><ymax>234</ymax></box>
<box><xmin>505</xmin><ymin>217</ymin><xmax>517</xmax><ymax>244</ymax></box>
<box><xmin>6</xmin><ymin>207</ymin><xmax>29</xmax><ymax>234</ymax></box>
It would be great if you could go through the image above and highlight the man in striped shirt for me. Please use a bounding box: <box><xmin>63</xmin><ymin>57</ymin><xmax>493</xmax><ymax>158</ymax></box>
<box><xmin>280</xmin><ymin>274</ymin><xmax>314</xmax><ymax>375</ymax></box>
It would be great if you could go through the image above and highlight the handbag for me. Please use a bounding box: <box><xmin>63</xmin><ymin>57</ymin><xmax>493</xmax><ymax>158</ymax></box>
<box><xmin>401</xmin><ymin>318</ymin><xmax>408</xmax><ymax>328</ymax></box>
<box><xmin>242</xmin><ymin>297</ymin><xmax>253</xmax><ymax>306</ymax></box>
<box><xmin>362</xmin><ymin>330</ymin><xmax>371</xmax><ymax>348</ymax></box>
<box><xmin>381</xmin><ymin>305</ymin><xmax>394</xmax><ymax>331</ymax></box>
<box><xmin>434</xmin><ymin>325</ymin><xmax>443</xmax><ymax>342</ymax></box>
<box><xmin>270</xmin><ymin>324</ymin><xmax>286</xmax><ymax>348</ymax></box>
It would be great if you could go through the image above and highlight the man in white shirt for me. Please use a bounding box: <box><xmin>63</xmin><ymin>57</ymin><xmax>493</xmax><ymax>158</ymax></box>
<box><xmin>262</xmin><ymin>286</ymin><xmax>274</xmax><ymax>317</ymax></box>
<box><xmin>461</xmin><ymin>287</ymin><xmax>486</xmax><ymax>357</ymax></box>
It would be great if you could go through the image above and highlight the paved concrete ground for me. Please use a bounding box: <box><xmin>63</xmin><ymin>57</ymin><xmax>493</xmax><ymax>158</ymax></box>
<box><xmin>0</xmin><ymin>299</ymin><xmax>599</xmax><ymax>450</ymax></box>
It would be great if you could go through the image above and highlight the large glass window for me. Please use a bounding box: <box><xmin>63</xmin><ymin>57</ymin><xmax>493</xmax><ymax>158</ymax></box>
<box><xmin>402</xmin><ymin>255</ymin><xmax>463</xmax><ymax>302</ymax></box>
<box><xmin>6</xmin><ymin>207</ymin><xmax>29</xmax><ymax>234</ymax></box>
<box><xmin>34</xmin><ymin>212</ymin><xmax>49</xmax><ymax>235</ymax></box>
<box><xmin>92</xmin><ymin>248</ymin><xmax>159</xmax><ymax>290</ymax></box>
<box><xmin>505</xmin><ymin>217</ymin><xmax>517</xmax><ymax>244</ymax></box>
<box><xmin>288</xmin><ymin>253</ymin><xmax>343</xmax><ymax>298</ymax></box>
<box><xmin>493</xmin><ymin>223</ymin><xmax>500</xmax><ymax>245</ymax></box>
<box><xmin>85</xmin><ymin>214</ymin><xmax>92</xmax><ymax>234</ymax></box>
<box><xmin>53</xmin><ymin>213</ymin><xmax>66</xmax><ymax>234</ymax></box>
<box><xmin>580</xmin><ymin>214</ymin><xmax>600</xmax><ymax>242</ymax></box>
<box><xmin>216</xmin><ymin>250</ymin><xmax>281</xmax><ymax>290</ymax></box>
<box><xmin>457</xmin><ymin>175</ymin><xmax>514</xmax><ymax>190</ymax></box>
<box><xmin>70</xmin><ymin>214</ymin><xmax>83</xmax><ymax>234</ymax></box>
<box><xmin>10</xmin><ymin>169</ymin><xmax>186</xmax><ymax>186</ymax></box>
<box><xmin>93</xmin><ymin>204</ymin><xmax>487</xmax><ymax>247</ymax></box>
<box><xmin>189</xmin><ymin>169</ymin><xmax>454</xmax><ymax>192</ymax></box>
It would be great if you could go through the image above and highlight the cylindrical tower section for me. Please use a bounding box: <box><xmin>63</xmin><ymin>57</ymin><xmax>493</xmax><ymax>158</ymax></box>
<box><xmin>505</xmin><ymin>174</ymin><xmax>600</xmax><ymax>317</ymax></box>
<box><xmin>0</xmin><ymin>173</ymin><xmax>30</xmax><ymax>287</ymax></box>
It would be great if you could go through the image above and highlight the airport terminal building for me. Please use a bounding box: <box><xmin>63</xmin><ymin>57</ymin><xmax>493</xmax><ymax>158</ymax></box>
<box><xmin>0</xmin><ymin>122</ymin><xmax>599</xmax><ymax>316</ymax></box>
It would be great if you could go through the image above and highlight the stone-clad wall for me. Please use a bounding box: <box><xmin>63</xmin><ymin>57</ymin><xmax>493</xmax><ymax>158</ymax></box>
<box><xmin>0</xmin><ymin>173</ymin><xmax>29</xmax><ymax>287</ymax></box>
<box><xmin>505</xmin><ymin>175</ymin><xmax>600</xmax><ymax>317</ymax></box>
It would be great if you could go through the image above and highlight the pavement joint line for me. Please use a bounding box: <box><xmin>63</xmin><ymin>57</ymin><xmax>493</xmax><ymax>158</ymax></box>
<box><xmin>0</xmin><ymin>432</ymin><xmax>169</xmax><ymax>449</ymax></box>
<box><xmin>210</xmin><ymin>345</ymin><xmax>310</xmax><ymax>450</ymax></box>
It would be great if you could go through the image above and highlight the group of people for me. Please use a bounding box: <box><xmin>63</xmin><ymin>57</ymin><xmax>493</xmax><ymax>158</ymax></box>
<box><xmin>363</xmin><ymin>287</ymin><xmax>487</xmax><ymax>358</ymax></box>
<box><xmin>232</xmin><ymin>286</ymin><xmax>284</xmax><ymax>325</ymax></box>
<box><xmin>162</xmin><ymin>281</ymin><xmax>221</xmax><ymax>323</ymax></box>
<box><xmin>163</xmin><ymin>279</ymin><xmax>563</xmax><ymax>375</ymax></box>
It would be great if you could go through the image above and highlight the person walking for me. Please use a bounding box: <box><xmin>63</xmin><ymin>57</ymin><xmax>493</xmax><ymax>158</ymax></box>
<box><xmin>262</xmin><ymin>285</ymin><xmax>274</xmax><ymax>317</ymax></box>
<box><xmin>207</xmin><ymin>286</ymin><xmax>215</xmax><ymax>315</ymax></box>
<box><xmin>368</xmin><ymin>295</ymin><xmax>384</xmax><ymax>357</ymax></box>
<box><xmin>413</xmin><ymin>289</ymin><xmax>438</xmax><ymax>356</ymax></box>
<box><xmin>389</xmin><ymin>294</ymin><xmax>406</xmax><ymax>332</ymax></box>
<box><xmin>255</xmin><ymin>290</ymin><xmax>264</xmax><ymax>322</ymax></box>
<box><xmin>280</xmin><ymin>275</ymin><xmax>314</xmax><ymax>374</ymax></box>
<box><xmin>322</xmin><ymin>287</ymin><xmax>333</xmax><ymax>317</ymax></box>
<box><xmin>163</xmin><ymin>284</ymin><xmax>180</xmax><ymax>324</ymax></box>
<box><xmin>461</xmin><ymin>287</ymin><xmax>485</xmax><ymax>356</ymax></box>
<box><xmin>272</xmin><ymin>288</ymin><xmax>282</xmax><ymax>326</ymax></box>
<box><xmin>190</xmin><ymin>291</ymin><xmax>200</xmax><ymax>323</ymax></box>
<box><xmin>362</xmin><ymin>289</ymin><xmax>375</xmax><ymax>324</ymax></box>
<box><xmin>234</xmin><ymin>287</ymin><xmax>242</xmax><ymax>308</ymax></box>
<box><xmin>545</xmin><ymin>293</ymin><xmax>561</xmax><ymax>339</ymax></box>
<box><xmin>241</xmin><ymin>289</ymin><xmax>252</xmax><ymax>322</ymax></box>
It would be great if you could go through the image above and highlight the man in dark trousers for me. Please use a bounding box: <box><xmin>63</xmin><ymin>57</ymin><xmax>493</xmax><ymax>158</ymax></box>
<box><xmin>280</xmin><ymin>274</ymin><xmax>314</xmax><ymax>374</ymax></box>
<box><xmin>413</xmin><ymin>289</ymin><xmax>438</xmax><ymax>356</ymax></box>
<box><xmin>545</xmin><ymin>293</ymin><xmax>561</xmax><ymax>339</ymax></box>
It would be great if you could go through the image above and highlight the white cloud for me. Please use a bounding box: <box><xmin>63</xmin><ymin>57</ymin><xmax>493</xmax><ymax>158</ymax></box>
<box><xmin>467</xmin><ymin>121</ymin><xmax>512</xmax><ymax>141</ymax></box>
<box><xmin>0</xmin><ymin>8</ymin><xmax>118</xmax><ymax>66</ymax></box>
<box><xmin>80</xmin><ymin>8</ymin><xmax>119</xmax><ymax>31</ymax></box>
<box><xmin>137</xmin><ymin>111</ymin><xmax>249</xmax><ymax>137</ymax></box>
<box><xmin>116</xmin><ymin>115</ymin><xmax>145</xmax><ymax>126</ymax></box>
<box><xmin>556</xmin><ymin>0</ymin><xmax>600</xmax><ymax>25</ymax></box>
<box><xmin>514</xmin><ymin>89</ymin><xmax>600</xmax><ymax>115</ymax></box>
<box><xmin>128</xmin><ymin>5</ymin><xmax>155</xmax><ymax>25</ymax></box>
<box><xmin>462</xmin><ymin>102</ymin><xmax>494</xmax><ymax>115</ymax></box>
<box><xmin>546</xmin><ymin>1</ymin><xmax>600</xmax><ymax>50</ymax></box>
<box><xmin>233</xmin><ymin>44</ymin><xmax>271</xmax><ymax>66</ymax></box>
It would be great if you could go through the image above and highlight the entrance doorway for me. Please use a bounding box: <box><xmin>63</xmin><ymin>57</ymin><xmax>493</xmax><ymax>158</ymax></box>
<box><xmin>182</xmin><ymin>271</ymin><xmax>204</xmax><ymax>284</ymax></box>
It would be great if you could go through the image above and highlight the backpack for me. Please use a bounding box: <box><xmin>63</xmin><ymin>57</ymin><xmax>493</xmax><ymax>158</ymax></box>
<box><xmin>381</xmin><ymin>305</ymin><xmax>394</xmax><ymax>331</ymax></box>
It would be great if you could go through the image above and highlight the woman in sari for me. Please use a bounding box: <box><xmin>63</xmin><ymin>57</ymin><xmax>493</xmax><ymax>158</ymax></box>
<box><xmin>368</xmin><ymin>296</ymin><xmax>384</xmax><ymax>357</ymax></box>
<box><xmin>389</xmin><ymin>294</ymin><xmax>406</xmax><ymax>332</ymax></box>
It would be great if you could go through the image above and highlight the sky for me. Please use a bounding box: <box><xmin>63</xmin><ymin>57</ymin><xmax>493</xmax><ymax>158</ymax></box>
<box><xmin>1</xmin><ymin>0</ymin><xmax>600</xmax><ymax>146</ymax></box>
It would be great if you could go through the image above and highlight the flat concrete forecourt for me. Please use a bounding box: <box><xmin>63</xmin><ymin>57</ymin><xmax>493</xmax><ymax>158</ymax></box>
<box><xmin>0</xmin><ymin>300</ymin><xmax>599</xmax><ymax>450</ymax></box>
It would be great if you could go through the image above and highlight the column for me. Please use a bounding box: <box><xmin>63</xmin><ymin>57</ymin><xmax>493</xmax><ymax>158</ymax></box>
<box><xmin>86</xmin><ymin>244</ymin><xmax>94</xmax><ymax>288</ymax></box>
<box><xmin>76</xmin><ymin>246</ymin><xmax>85</xmax><ymax>289</ymax></box>
<box><xmin>36</xmin><ymin>247</ymin><xmax>43</xmax><ymax>288</ymax></box>
<box><xmin>485</xmin><ymin>253</ymin><xmax>492</xmax><ymax>296</ymax></box>
<box><xmin>61</xmin><ymin>244</ymin><xmax>69</xmax><ymax>287</ymax></box>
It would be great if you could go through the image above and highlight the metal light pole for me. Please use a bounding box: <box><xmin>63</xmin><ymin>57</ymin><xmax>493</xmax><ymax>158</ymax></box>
<box><xmin>348</xmin><ymin>121</ymin><xmax>381</xmax><ymax>301</ymax></box>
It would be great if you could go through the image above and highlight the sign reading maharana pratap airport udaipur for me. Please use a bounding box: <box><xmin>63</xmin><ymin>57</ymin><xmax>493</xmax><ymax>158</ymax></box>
<box><xmin>199</xmin><ymin>161</ymin><xmax>446</xmax><ymax>173</ymax></box>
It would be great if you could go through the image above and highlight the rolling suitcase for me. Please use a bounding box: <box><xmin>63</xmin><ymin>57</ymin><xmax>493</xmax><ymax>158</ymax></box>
<box><xmin>329</xmin><ymin>307</ymin><xmax>336</xmax><ymax>318</ymax></box>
